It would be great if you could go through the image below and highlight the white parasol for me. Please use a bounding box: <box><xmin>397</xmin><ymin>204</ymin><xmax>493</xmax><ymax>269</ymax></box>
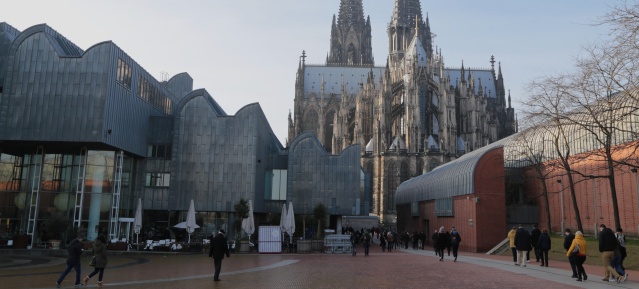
<box><xmin>280</xmin><ymin>203</ymin><xmax>287</xmax><ymax>240</ymax></box>
<box><xmin>174</xmin><ymin>221</ymin><xmax>200</xmax><ymax>229</ymax></box>
<box><xmin>133</xmin><ymin>198</ymin><xmax>142</xmax><ymax>248</ymax></box>
<box><xmin>286</xmin><ymin>201</ymin><xmax>295</xmax><ymax>243</ymax></box>
<box><xmin>241</xmin><ymin>200</ymin><xmax>255</xmax><ymax>240</ymax></box>
<box><xmin>185</xmin><ymin>199</ymin><xmax>197</xmax><ymax>243</ymax></box>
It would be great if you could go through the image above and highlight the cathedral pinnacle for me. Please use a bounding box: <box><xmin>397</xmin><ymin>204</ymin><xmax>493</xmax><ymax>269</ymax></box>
<box><xmin>490</xmin><ymin>55</ymin><xmax>495</xmax><ymax>71</ymax></box>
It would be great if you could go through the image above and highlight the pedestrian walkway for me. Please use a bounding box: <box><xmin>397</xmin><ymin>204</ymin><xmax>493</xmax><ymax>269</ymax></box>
<box><xmin>1</xmin><ymin>242</ymin><xmax>638</xmax><ymax>288</ymax></box>
<box><xmin>402</xmin><ymin>248</ymin><xmax>638</xmax><ymax>289</ymax></box>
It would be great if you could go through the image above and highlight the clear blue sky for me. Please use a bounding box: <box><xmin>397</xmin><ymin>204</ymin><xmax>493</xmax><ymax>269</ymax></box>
<box><xmin>4</xmin><ymin>0</ymin><xmax>613</xmax><ymax>144</ymax></box>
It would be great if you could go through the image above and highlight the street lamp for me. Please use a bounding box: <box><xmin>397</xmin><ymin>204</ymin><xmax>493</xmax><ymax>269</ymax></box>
<box><xmin>557</xmin><ymin>178</ymin><xmax>564</xmax><ymax>234</ymax></box>
<box><xmin>589</xmin><ymin>175</ymin><xmax>597</xmax><ymax>239</ymax></box>
<box><xmin>632</xmin><ymin>168</ymin><xmax>639</xmax><ymax>235</ymax></box>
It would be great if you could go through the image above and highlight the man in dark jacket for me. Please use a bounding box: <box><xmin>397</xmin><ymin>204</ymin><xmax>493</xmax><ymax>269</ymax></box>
<box><xmin>536</xmin><ymin>228</ymin><xmax>551</xmax><ymax>267</ymax></box>
<box><xmin>530</xmin><ymin>224</ymin><xmax>541</xmax><ymax>262</ymax></box>
<box><xmin>563</xmin><ymin>228</ymin><xmax>578</xmax><ymax>278</ymax></box>
<box><xmin>514</xmin><ymin>225</ymin><xmax>531</xmax><ymax>267</ymax></box>
<box><xmin>56</xmin><ymin>234</ymin><xmax>85</xmax><ymax>288</ymax></box>
<box><xmin>209</xmin><ymin>229</ymin><xmax>230</xmax><ymax>281</ymax></box>
<box><xmin>599</xmin><ymin>224</ymin><xmax>622</xmax><ymax>282</ymax></box>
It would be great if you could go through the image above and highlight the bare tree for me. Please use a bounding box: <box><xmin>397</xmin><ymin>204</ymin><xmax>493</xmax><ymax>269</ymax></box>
<box><xmin>508</xmin><ymin>122</ymin><xmax>555</xmax><ymax>232</ymax></box>
<box><xmin>523</xmin><ymin>77</ymin><xmax>585</xmax><ymax>232</ymax></box>
<box><xmin>551</xmin><ymin>1</ymin><xmax>639</xmax><ymax>229</ymax></box>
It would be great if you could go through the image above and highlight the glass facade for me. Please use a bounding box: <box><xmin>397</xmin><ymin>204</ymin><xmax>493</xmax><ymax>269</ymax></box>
<box><xmin>0</xmin><ymin>149</ymin><xmax>136</xmax><ymax>242</ymax></box>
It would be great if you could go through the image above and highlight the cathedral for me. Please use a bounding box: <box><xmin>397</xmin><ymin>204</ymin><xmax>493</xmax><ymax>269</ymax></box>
<box><xmin>288</xmin><ymin>0</ymin><xmax>516</xmax><ymax>224</ymax></box>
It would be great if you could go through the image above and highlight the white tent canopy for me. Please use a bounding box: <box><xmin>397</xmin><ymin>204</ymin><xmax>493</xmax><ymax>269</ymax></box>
<box><xmin>133</xmin><ymin>198</ymin><xmax>142</xmax><ymax>246</ymax></box>
<box><xmin>285</xmin><ymin>202</ymin><xmax>295</xmax><ymax>243</ymax></box>
<box><xmin>241</xmin><ymin>200</ymin><xmax>255</xmax><ymax>240</ymax></box>
<box><xmin>184</xmin><ymin>199</ymin><xmax>198</xmax><ymax>243</ymax></box>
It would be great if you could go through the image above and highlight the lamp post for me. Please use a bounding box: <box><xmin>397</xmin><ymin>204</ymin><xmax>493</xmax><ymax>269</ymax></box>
<box><xmin>589</xmin><ymin>175</ymin><xmax>597</xmax><ymax>239</ymax></box>
<box><xmin>557</xmin><ymin>178</ymin><xmax>564</xmax><ymax>234</ymax></box>
<box><xmin>632</xmin><ymin>168</ymin><xmax>639</xmax><ymax>235</ymax></box>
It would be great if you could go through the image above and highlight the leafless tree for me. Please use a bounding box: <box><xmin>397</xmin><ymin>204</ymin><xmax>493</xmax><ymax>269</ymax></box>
<box><xmin>553</xmin><ymin>1</ymin><xmax>639</xmax><ymax>230</ymax></box>
<box><xmin>523</xmin><ymin>76</ymin><xmax>585</xmax><ymax>233</ymax></box>
<box><xmin>508</xmin><ymin>121</ymin><xmax>555</xmax><ymax>232</ymax></box>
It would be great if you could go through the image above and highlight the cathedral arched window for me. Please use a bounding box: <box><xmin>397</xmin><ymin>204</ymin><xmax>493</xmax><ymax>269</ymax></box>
<box><xmin>400</xmin><ymin>161</ymin><xmax>410</xmax><ymax>182</ymax></box>
<box><xmin>324</xmin><ymin>110</ymin><xmax>336</xmax><ymax>153</ymax></box>
<box><xmin>416</xmin><ymin>158</ymin><xmax>424</xmax><ymax>175</ymax></box>
<box><xmin>303</xmin><ymin>109</ymin><xmax>319</xmax><ymax>137</ymax></box>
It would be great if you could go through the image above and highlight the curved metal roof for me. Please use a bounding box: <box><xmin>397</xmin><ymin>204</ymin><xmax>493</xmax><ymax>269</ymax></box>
<box><xmin>395</xmin><ymin>136</ymin><xmax>511</xmax><ymax>205</ymax></box>
<box><xmin>503</xmin><ymin>90</ymin><xmax>639</xmax><ymax>168</ymax></box>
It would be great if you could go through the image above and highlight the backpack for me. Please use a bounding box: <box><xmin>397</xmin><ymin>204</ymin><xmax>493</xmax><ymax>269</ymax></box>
<box><xmin>364</xmin><ymin>233</ymin><xmax>371</xmax><ymax>244</ymax></box>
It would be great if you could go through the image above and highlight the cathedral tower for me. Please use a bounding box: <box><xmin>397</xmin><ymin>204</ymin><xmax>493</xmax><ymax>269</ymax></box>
<box><xmin>327</xmin><ymin>0</ymin><xmax>374</xmax><ymax>66</ymax></box>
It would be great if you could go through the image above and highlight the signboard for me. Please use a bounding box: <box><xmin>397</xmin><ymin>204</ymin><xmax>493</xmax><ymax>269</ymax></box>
<box><xmin>258</xmin><ymin>226</ymin><xmax>281</xmax><ymax>253</ymax></box>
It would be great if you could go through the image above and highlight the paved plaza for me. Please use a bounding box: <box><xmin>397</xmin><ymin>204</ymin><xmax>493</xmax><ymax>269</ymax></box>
<box><xmin>1</xmin><ymin>242</ymin><xmax>638</xmax><ymax>289</ymax></box>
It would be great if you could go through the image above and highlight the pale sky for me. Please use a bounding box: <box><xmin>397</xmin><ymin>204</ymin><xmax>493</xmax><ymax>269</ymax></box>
<box><xmin>4</xmin><ymin>0</ymin><xmax>612</xmax><ymax>144</ymax></box>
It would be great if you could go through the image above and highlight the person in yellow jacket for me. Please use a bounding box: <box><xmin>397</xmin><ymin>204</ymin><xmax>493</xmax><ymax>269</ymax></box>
<box><xmin>566</xmin><ymin>231</ymin><xmax>588</xmax><ymax>281</ymax></box>
<box><xmin>507</xmin><ymin>226</ymin><xmax>517</xmax><ymax>265</ymax></box>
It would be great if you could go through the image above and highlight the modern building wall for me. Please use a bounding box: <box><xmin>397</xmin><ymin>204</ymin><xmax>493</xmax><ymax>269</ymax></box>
<box><xmin>0</xmin><ymin>22</ymin><xmax>366</xmax><ymax>246</ymax></box>
<box><xmin>287</xmin><ymin>132</ymin><xmax>362</xmax><ymax>215</ymax></box>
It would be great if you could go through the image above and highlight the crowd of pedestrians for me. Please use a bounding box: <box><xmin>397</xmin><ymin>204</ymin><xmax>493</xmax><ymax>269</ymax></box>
<box><xmin>344</xmin><ymin>225</ymin><xmax>462</xmax><ymax>263</ymax></box>
<box><xmin>509</xmin><ymin>224</ymin><xmax>630</xmax><ymax>285</ymax></box>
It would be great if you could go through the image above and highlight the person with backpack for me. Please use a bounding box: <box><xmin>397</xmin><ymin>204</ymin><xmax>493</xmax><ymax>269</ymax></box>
<box><xmin>450</xmin><ymin>227</ymin><xmax>461</xmax><ymax>262</ymax></box>
<box><xmin>386</xmin><ymin>231</ymin><xmax>394</xmax><ymax>252</ymax></box>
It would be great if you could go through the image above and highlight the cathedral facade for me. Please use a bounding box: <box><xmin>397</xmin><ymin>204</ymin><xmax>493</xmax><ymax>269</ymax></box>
<box><xmin>288</xmin><ymin>0</ymin><xmax>516</xmax><ymax>224</ymax></box>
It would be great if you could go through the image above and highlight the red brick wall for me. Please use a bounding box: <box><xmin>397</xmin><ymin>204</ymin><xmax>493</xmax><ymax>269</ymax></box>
<box><xmin>524</xmin><ymin>143</ymin><xmax>639</xmax><ymax>236</ymax></box>
<box><xmin>474</xmin><ymin>148</ymin><xmax>506</xmax><ymax>252</ymax></box>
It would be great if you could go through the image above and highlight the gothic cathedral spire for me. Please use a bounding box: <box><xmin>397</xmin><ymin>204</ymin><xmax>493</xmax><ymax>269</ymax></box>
<box><xmin>327</xmin><ymin>0</ymin><xmax>374</xmax><ymax>66</ymax></box>
<box><xmin>388</xmin><ymin>0</ymin><xmax>432</xmax><ymax>63</ymax></box>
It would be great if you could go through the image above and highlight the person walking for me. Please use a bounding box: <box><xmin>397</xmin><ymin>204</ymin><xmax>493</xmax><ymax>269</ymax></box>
<box><xmin>362</xmin><ymin>229</ymin><xmax>371</xmax><ymax>256</ymax></box>
<box><xmin>536</xmin><ymin>228</ymin><xmax>551</xmax><ymax>267</ymax></box>
<box><xmin>444</xmin><ymin>230</ymin><xmax>452</xmax><ymax>256</ymax></box>
<box><xmin>507</xmin><ymin>226</ymin><xmax>517</xmax><ymax>265</ymax></box>
<box><xmin>432</xmin><ymin>230</ymin><xmax>439</xmax><ymax>256</ymax></box>
<box><xmin>55</xmin><ymin>234</ymin><xmax>85</xmax><ymax>288</ymax></box>
<box><xmin>386</xmin><ymin>231</ymin><xmax>394</xmax><ymax>252</ymax></box>
<box><xmin>530</xmin><ymin>224</ymin><xmax>541</xmax><ymax>262</ymax></box>
<box><xmin>599</xmin><ymin>224</ymin><xmax>623</xmax><ymax>283</ymax></box>
<box><xmin>450</xmin><ymin>227</ymin><xmax>461</xmax><ymax>262</ymax></box>
<box><xmin>83</xmin><ymin>235</ymin><xmax>107</xmax><ymax>287</ymax></box>
<box><xmin>380</xmin><ymin>231</ymin><xmax>387</xmax><ymax>252</ymax></box>
<box><xmin>563</xmin><ymin>228</ymin><xmax>578</xmax><ymax>278</ymax></box>
<box><xmin>209</xmin><ymin>229</ymin><xmax>230</xmax><ymax>281</ymax></box>
<box><xmin>514</xmin><ymin>225</ymin><xmax>531</xmax><ymax>267</ymax></box>
<box><xmin>435</xmin><ymin>226</ymin><xmax>447</xmax><ymax>261</ymax></box>
<box><xmin>350</xmin><ymin>231</ymin><xmax>358</xmax><ymax>256</ymax></box>
<box><xmin>611</xmin><ymin>241</ymin><xmax>628</xmax><ymax>282</ymax></box>
<box><xmin>566</xmin><ymin>231</ymin><xmax>588</xmax><ymax>282</ymax></box>
<box><xmin>616</xmin><ymin>228</ymin><xmax>627</xmax><ymax>271</ymax></box>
